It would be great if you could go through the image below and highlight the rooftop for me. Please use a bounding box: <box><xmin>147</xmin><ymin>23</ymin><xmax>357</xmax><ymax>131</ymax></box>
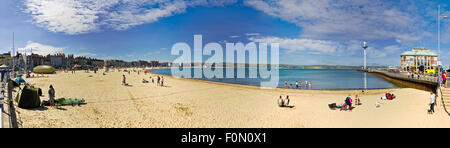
<box><xmin>400</xmin><ymin>48</ymin><xmax>437</xmax><ymax>57</ymax></box>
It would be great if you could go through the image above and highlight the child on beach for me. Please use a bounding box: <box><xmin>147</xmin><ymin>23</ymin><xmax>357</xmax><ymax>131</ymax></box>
<box><xmin>295</xmin><ymin>81</ymin><xmax>298</xmax><ymax>89</ymax></box>
<box><xmin>354</xmin><ymin>95</ymin><xmax>361</xmax><ymax>105</ymax></box>
<box><xmin>285</xmin><ymin>81</ymin><xmax>287</xmax><ymax>88</ymax></box>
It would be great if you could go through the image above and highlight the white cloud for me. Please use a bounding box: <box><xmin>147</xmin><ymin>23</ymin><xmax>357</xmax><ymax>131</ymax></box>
<box><xmin>18</xmin><ymin>41</ymin><xmax>65</xmax><ymax>55</ymax></box>
<box><xmin>23</xmin><ymin>0</ymin><xmax>239</xmax><ymax>35</ymax></box>
<box><xmin>75</xmin><ymin>52</ymin><xmax>97</xmax><ymax>57</ymax></box>
<box><xmin>229</xmin><ymin>35</ymin><xmax>240</xmax><ymax>38</ymax></box>
<box><xmin>245</xmin><ymin>0</ymin><xmax>428</xmax><ymax>43</ymax></box>
<box><xmin>383</xmin><ymin>45</ymin><xmax>402</xmax><ymax>53</ymax></box>
<box><xmin>249</xmin><ymin>36</ymin><xmax>343</xmax><ymax>54</ymax></box>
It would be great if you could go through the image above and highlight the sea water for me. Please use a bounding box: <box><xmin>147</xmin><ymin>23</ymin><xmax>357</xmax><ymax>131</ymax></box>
<box><xmin>149</xmin><ymin>68</ymin><xmax>398</xmax><ymax>90</ymax></box>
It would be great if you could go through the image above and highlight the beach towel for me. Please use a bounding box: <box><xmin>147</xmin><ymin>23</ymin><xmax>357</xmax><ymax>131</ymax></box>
<box><xmin>57</xmin><ymin>98</ymin><xmax>86</xmax><ymax>106</ymax></box>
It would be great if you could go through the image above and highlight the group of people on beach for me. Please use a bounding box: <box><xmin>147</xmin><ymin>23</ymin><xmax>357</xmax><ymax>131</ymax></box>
<box><xmin>277</xmin><ymin>95</ymin><xmax>291</xmax><ymax>107</ymax></box>
<box><xmin>285</xmin><ymin>80</ymin><xmax>312</xmax><ymax>89</ymax></box>
<box><xmin>328</xmin><ymin>94</ymin><xmax>361</xmax><ymax>111</ymax></box>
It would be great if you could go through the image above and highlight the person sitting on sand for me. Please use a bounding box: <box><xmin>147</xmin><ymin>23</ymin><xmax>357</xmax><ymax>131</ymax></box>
<box><xmin>142</xmin><ymin>79</ymin><xmax>148</xmax><ymax>83</ymax></box>
<box><xmin>354</xmin><ymin>95</ymin><xmax>361</xmax><ymax>105</ymax></box>
<box><xmin>285</xmin><ymin>95</ymin><xmax>290</xmax><ymax>106</ymax></box>
<box><xmin>278</xmin><ymin>96</ymin><xmax>284</xmax><ymax>107</ymax></box>
<box><xmin>345</xmin><ymin>95</ymin><xmax>352</xmax><ymax>110</ymax></box>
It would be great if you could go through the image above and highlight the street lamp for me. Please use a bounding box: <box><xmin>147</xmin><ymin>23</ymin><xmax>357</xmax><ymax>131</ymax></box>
<box><xmin>363</xmin><ymin>41</ymin><xmax>368</xmax><ymax>70</ymax></box>
<box><xmin>438</xmin><ymin>5</ymin><xmax>448</xmax><ymax>67</ymax></box>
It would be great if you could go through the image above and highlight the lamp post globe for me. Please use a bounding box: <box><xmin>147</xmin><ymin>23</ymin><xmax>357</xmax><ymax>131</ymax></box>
<box><xmin>363</xmin><ymin>41</ymin><xmax>368</xmax><ymax>70</ymax></box>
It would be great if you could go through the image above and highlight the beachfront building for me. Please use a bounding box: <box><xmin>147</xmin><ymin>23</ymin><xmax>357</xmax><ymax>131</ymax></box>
<box><xmin>400</xmin><ymin>48</ymin><xmax>438</xmax><ymax>72</ymax></box>
<box><xmin>49</xmin><ymin>53</ymin><xmax>65</xmax><ymax>68</ymax></box>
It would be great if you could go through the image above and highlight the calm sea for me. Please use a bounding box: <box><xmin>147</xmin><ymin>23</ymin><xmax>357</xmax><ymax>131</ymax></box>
<box><xmin>149</xmin><ymin>68</ymin><xmax>398</xmax><ymax>90</ymax></box>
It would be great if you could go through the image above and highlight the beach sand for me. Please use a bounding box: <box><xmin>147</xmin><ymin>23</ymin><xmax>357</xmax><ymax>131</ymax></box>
<box><xmin>14</xmin><ymin>69</ymin><xmax>450</xmax><ymax>128</ymax></box>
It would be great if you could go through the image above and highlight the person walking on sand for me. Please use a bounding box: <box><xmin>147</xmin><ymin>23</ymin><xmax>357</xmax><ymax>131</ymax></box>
<box><xmin>157</xmin><ymin>76</ymin><xmax>161</xmax><ymax>86</ymax></box>
<box><xmin>429</xmin><ymin>92</ymin><xmax>436</xmax><ymax>114</ymax></box>
<box><xmin>305</xmin><ymin>80</ymin><xmax>308</xmax><ymax>88</ymax></box>
<box><xmin>284</xmin><ymin>81</ymin><xmax>287</xmax><ymax>88</ymax></box>
<box><xmin>161</xmin><ymin>76</ymin><xmax>164</xmax><ymax>87</ymax></box>
<box><xmin>48</xmin><ymin>85</ymin><xmax>56</xmax><ymax>107</ymax></box>
<box><xmin>295</xmin><ymin>81</ymin><xmax>299</xmax><ymax>89</ymax></box>
<box><xmin>122</xmin><ymin>74</ymin><xmax>126</xmax><ymax>85</ymax></box>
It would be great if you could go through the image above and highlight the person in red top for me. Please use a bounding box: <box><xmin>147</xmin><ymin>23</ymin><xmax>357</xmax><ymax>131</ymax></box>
<box><xmin>442</xmin><ymin>72</ymin><xmax>447</xmax><ymax>88</ymax></box>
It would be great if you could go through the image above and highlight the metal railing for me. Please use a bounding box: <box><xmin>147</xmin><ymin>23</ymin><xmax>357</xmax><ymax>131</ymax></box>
<box><xmin>438</xmin><ymin>75</ymin><xmax>450</xmax><ymax>116</ymax></box>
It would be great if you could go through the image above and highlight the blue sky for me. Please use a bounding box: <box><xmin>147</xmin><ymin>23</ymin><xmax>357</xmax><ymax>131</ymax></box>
<box><xmin>1</xmin><ymin>0</ymin><xmax>450</xmax><ymax>66</ymax></box>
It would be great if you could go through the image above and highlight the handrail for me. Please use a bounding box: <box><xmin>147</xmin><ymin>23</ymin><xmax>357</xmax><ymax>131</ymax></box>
<box><xmin>0</xmin><ymin>100</ymin><xmax>3</xmax><ymax>128</ymax></box>
<box><xmin>439</xmin><ymin>76</ymin><xmax>450</xmax><ymax>116</ymax></box>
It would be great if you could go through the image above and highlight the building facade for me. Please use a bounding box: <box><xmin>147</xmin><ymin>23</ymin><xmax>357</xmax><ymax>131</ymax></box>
<box><xmin>400</xmin><ymin>48</ymin><xmax>438</xmax><ymax>72</ymax></box>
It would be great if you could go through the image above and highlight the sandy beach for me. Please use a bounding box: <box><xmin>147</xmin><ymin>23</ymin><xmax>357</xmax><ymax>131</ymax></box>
<box><xmin>13</xmin><ymin>69</ymin><xmax>450</xmax><ymax>128</ymax></box>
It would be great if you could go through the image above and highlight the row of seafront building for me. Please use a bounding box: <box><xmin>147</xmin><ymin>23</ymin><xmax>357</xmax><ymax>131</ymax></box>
<box><xmin>0</xmin><ymin>52</ymin><xmax>171</xmax><ymax>70</ymax></box>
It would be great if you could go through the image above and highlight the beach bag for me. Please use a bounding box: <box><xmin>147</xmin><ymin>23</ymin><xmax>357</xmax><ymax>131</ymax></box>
<box><xmin>328</xmin><ymin>103</ymin><xmax>337</xmax><ymax>109</ymax></box>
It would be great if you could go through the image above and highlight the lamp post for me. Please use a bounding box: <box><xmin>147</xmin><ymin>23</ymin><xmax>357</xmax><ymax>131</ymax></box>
<box><xmin>363</xmin><ymin>41</ymin><xmax>368</xmax><ymax>70</ymax></box>
<box><xmin>438</xmin><ymin>5</ymin><xmax>448</xmax><ymax>67</ymax></box>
